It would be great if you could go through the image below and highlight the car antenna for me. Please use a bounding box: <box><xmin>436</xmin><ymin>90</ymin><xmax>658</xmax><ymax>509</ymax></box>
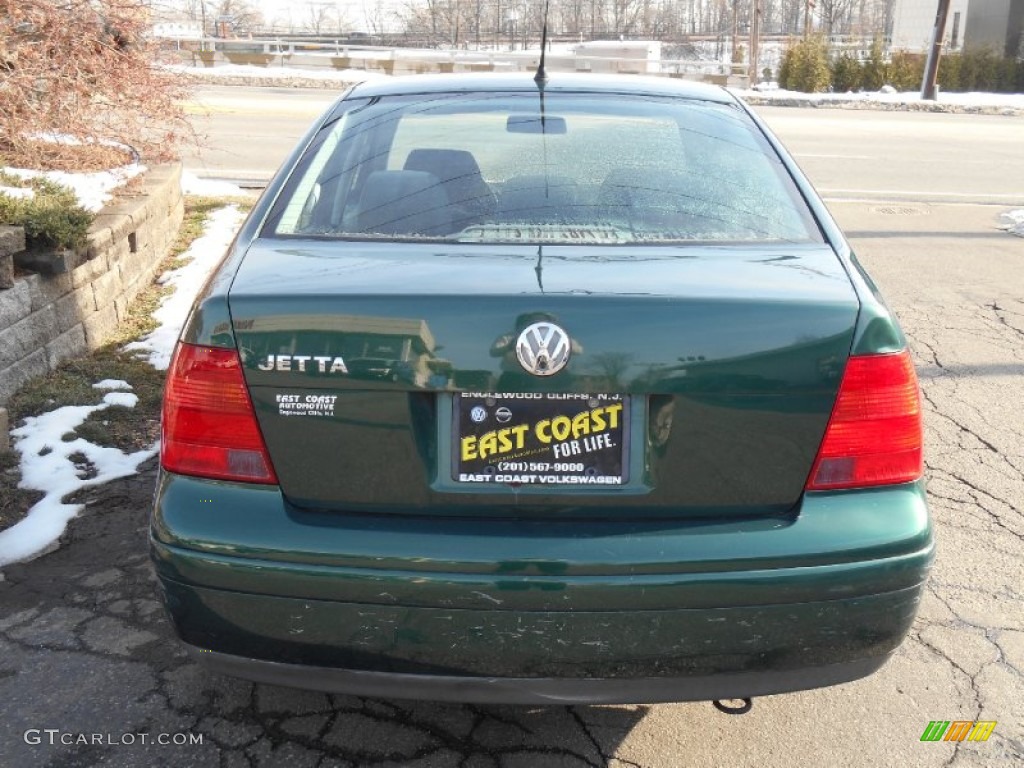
<box><xmin>532</xmin><ymin>0</ymin><xmax>553</xmax><ymax>207</ymax></box>
<box><xmin>534</xmin><ymin>0</ymin><xmax>550</xmax><ymax>85</ymax></box>
<box><xmin>534</xmin><ymin>244</ymin><xmax>545</xmax><ymax>293</ymax></box>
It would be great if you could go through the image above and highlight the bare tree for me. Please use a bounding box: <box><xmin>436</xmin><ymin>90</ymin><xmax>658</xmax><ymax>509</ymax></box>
<box><xmin>387</xmin><ymin>0</ymin><xmax>881</xmax><ymax>47</ymax></box>
<box><xmin>817</xmin><ymin>0</ymin><xmax>855</xmax><ymax>34</ymax></box>
<box><xmin>363</xmin><ymin>0</ymin><xmax>394</xmax><ymax>34</ymax></box>
<box><xmin>0</xmin><ymin>0</ymin><xmax>192</xmax><ymax>168</ymax></box>
<box><xmin>305</xmin><ymin>1</ymin><xmax>341</xmax><ymax>34</ymax></box>
<box><xmin>215</xmin><ymin>0</ymin><xmax>264</xmax><ymax>35</ymax></box>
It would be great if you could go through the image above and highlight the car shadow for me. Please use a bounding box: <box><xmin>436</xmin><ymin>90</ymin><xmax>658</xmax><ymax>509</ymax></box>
<box><xmin>0</xmin><ymin>461</ymin><xmax>651</xmax><ymax>767</ymax></box>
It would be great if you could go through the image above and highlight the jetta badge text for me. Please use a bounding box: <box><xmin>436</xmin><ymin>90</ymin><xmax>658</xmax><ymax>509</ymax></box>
<box><xmin>515</xmin><ymin>321</ymin><xmax>571</xmax><ymax>376</ymax></box>
<box><xmin>256</xmin><ymin>354</ymin><xmax>349</xmax><ymax>374</ymax></box>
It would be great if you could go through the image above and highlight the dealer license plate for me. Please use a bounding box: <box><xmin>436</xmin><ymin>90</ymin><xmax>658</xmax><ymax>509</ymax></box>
<box><xmin>454</xmin><ymin>393</ymin><xmax>628</xmax><ymax>486</ymax></box>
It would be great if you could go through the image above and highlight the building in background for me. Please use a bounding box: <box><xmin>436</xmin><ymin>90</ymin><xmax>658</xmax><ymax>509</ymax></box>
<box><xmin>964</xmin><ymin>0</ymin><xmax>1024</xmax><ymax>56</ymax></box>
<box><xmin>152</xmin><ymin>21</ymin><xmax>203</xmax><ymax>40</ymax></box>
<box><xmin>891</xmin><ymin>0</ymin><xmax>1024</xmax><ymax>56</ymax></box>
<box><xmin>891</xmin><ymin>0</ymin><xmax>971</xmax><ymax>52</ymax></box>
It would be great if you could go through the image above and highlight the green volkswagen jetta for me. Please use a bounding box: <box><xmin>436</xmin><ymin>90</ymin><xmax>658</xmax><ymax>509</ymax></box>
<box><xmin>151</xmin><ymin>73</ymin><xmax>933</xmax><ymax>704</ymax></box>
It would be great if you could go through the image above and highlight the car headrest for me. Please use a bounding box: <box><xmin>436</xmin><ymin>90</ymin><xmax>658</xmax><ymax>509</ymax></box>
<box><xmin>404</xmin><ymin>149</ymin><xmax>496</xmax><ymax>216</ymax></box>
<box><xmin>356</xmin><ymin>170</ymin><xmax>453</xmax><ymax>236</ymax></box>
<box><xmin>404</xmin><ymin>149</ymin><xmax>483</xmax><ymax>183</ymax></box>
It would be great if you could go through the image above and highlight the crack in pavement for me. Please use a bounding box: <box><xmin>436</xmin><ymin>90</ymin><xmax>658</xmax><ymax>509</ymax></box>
<box><xmin>3</xmin><ymin>224</ymin><xmax>1024</xmax><ymax>765</ymax></box>
<box><xmin>895</xmin><ymin>291</ymin><xmax>1024</xmax><ymax>766</ymax></box>
<box><xmin>0</xmin><ymin>463</ymin><xmax>646</xmax><ymax>766</ymax></box>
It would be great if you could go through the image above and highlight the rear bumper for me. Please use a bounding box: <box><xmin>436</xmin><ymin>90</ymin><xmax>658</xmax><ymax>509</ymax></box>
<box><xmin>161</xmin><ymin>577</ymin><xmax>919</xmax><ymax>704</ymax></box>
<box><xmin>181</xmin><ymin>643</ymin><xmax>892</xmax><ymax>706</ymax></box>
<box><xmin>151</xmin><ymin>472</ymin><xmax>934</xmax><ymax>703</ymax></box>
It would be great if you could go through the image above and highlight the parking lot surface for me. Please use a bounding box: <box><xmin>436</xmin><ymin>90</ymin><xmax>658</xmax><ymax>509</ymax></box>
<box><xmin>1</xmin><ymin>99</ymin><xmax>1022</xmax><ymax>767</ymax></box>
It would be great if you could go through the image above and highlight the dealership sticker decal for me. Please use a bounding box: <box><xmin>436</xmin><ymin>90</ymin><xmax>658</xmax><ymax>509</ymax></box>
<box><xmin>275</xmin><ymin>392</ymin><xmax>337</xmax><ymax>417</ymax></box>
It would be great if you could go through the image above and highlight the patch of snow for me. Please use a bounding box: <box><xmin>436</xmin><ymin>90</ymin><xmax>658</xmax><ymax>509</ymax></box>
<box><xmin>180</xmin><ymin>170</ymin><xmax>245</xmax><ymax>197</ymax></box>
<box><xmin>167</xmin><ymin>63</ymin><xmax>389</xmax><ymax>83</ymax></box>
<box><xmin>0</xmin><ymin>185</ymin><xmax>34</xmax><ymax>200</ymax></box>
<box><xmin>0</xmin><ymin>206</ymin><xmax>249</xmax><ymax>570</ymax></box>
<box><xmin>92</xmin><ymin>379</ymin><xmax>133</xmax><ymax>391</ymax></box>
<box><xmin>998</xmin><ymin>209</ymin><xmax>1024</xmax><ymax>237</ymax></box>
<box><xmin>125</xmin><ymin>205</ymin><xmax>248</xmax><ymax>370</ymax></box>
<box><xmin>0</xmin><ymin>392</ymin><xmax>156</xmax><ymax>568</ymax></box>
<box><xmin>102</xmin><ymin>392</ymin><xmax>140</xmax><ymax>408</ymax></box>
<box><xmin>30</xmin><ymin>132</ymin><xmax>138</xmax><ymax>156</ymax></box>
<box><xmin>1</xmin><ymin>164</ymin><xmax>146</xmax><ymax>213</ymax></box>
<box><xmin>733</xmin><ymin>86</ymin><xmax>1024</xmax><ymax>111</ymax></box>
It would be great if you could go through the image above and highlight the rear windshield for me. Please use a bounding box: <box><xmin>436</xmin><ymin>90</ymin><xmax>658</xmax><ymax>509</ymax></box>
<box><xmin>263</xmin><ymin>91</ymin><xmax>822</xmax><ymax>245</ymax></box>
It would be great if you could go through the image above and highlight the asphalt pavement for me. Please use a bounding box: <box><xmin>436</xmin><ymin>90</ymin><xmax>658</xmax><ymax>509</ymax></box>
<box><xmin>0</xmin><ymin>89</ymin><xmax>1021</xmax><ymax>767</ymax></box>
<box><xmin>179</xmin><ymin>86</ymin><xmax>1024</xmax><ymax>206</ymax></box>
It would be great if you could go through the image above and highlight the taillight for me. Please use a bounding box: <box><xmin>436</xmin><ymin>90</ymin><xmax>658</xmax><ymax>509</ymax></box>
<box><xmin>162</xmin><ymin>343</ymin><xmax>278</xmax><ymax>484</ymax></box>
<box><xmin>806</xmin><ymin>349</ymin><xmax>922</xmax><ymax>491</ymax></box>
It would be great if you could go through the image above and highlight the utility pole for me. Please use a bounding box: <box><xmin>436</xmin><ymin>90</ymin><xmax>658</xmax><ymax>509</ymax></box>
<box><xmin>200</xmin><ymin>1</ymin><xmax>207</xmax><ymax>50</ymax></box>
<box><xmin>731</xmin><ymin>0</ymin><xmax>738</xmax><ymax>67</ymax></box>
<box><xmin>921</xmin><ymin>0</ymin><xmax>952</xmax><ymax>99</ymax></box>
<box><xmin>748</xmin><ymin>0</ymin><xmax>761</xmax><ymax>85</ymax></box>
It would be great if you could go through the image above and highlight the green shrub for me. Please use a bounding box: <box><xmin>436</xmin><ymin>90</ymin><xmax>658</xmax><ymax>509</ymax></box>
<box><xmin>0</xmin><ymin>176</ymin><xmax>92</xmax><ymax>250</ymax></box>
<box><xmin>933</xmin><ymin>51</ymin><xmax>1024</xmax><ymax>92</ymax></box>
<box><xmin>938</xmin><ymin>54</ymin><xmax>962</xmax><ymax>91</ymax></box>
<box><xmin>959</xmin><ymin>48</ymin><xmax>1001</xmax><ymax>90</ymax></box>
<box><xmin>831</xmin><ymin>53</ymin><xmax>863</xmax><ymax>92</ymax></box>
<box><xmin>996</xmin><ymin>57</ymin><xmax>1018</xmax><ymax>92</ymax></box>
<box><xmin>862</xmin><ymin>39</ymin><xmax>886</xmax><ymax>90</ymax></box>
<box><xmin>778</xmin><ymin>47</ymin><xmax>793</xmax><ymax>89</ymax></box>
<box><xmin>887</xmin><ymin>51</ymin><xmax>925</xmax><ymax>91</ymax></box>
<box><xmin>815</xmin><ymin>44</ymin><xmax>1021</xmax><ymax>94</ymax></box>
<box><xmin>779</xmin><ymin>37</ymin><xmax>831</xmax><ymax>92</ymax></box>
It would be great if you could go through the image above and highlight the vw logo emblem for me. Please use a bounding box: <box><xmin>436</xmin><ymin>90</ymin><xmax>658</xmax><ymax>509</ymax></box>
<box><xmin>515</xmin><ymin>321</ymin><xmax>571</xmax><ymax>376</ymax></box>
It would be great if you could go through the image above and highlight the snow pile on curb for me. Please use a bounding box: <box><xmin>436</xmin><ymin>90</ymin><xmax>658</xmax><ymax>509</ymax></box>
<box><xmin>125</xmin><ymin>204</ymin><xmax>248</xmax><ymax>370</ymax></box>
<box><xmin>167</xmin><ymin>63</ymin><xmax>383</xmax><ymax>90</ymax></box>
<box><xmin>731</xmin><ymin>87</ymin><xmax>1024</xmax><ymax>115</ymax></box>
<box><xmin>1</xmin><ymin>164</ymin><xmax>146</xmax><ymax>212</ymax></box>
<box><xmin>168</xmin><ymin>62</ymin><xmax>388</xmax><ymax>83</ymax></box>
<box><xmin>999</xmin><ymin>209</ymin><xmax>1024</xmax><ymax>237</ymax></box>
<box><xmin>0</xmin><ymin>390</ymin><xmax>154</xmax><ymax>568</ymax></box>
<box><xmin>180</xmin><ymin>170</ymin><xmax>247</xmax><ymax>197</ymax></box>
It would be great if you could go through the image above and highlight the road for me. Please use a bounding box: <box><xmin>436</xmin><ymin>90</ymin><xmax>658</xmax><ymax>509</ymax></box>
<box><xmin>180</xmin><ymin>85</ymin><xmax>1024</xmax><ymax>206</ymax></box>
<box><xmin>1</xmin><ymin>85</ymin><xmax>1022</xmax><ymax>768</ymax></box>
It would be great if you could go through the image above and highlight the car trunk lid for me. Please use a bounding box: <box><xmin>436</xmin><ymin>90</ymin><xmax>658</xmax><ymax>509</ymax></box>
<box><xmin>227</xmin><ymin>239</ymin><xmax>859</xmax><ymax>518</ymax></box>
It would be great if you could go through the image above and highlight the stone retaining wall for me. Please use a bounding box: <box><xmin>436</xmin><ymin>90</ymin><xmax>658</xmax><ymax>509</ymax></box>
<box><xmin>0</xmin><ymin>226</ymin><xmax>24</xmax><ymax>290</ymax></box>
<box><xmin>0</xmin><ymin>164</ymin><xmax>184</xmax><ymax>405</ymax></box>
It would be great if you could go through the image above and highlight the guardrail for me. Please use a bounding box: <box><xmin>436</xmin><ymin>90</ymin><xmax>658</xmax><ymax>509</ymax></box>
<box><xmin>166</xmin><ymin>38</ymin><xmax>750</xmax><ymax>87</ymax></box>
